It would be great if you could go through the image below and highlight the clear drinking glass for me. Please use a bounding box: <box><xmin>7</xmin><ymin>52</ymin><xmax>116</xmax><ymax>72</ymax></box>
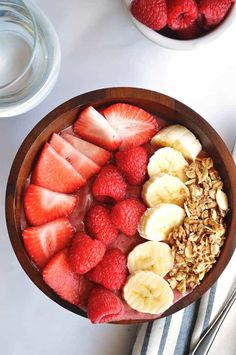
<box><xmin>0</xmin><ymin>0</ymin><xmax>60</xmax><ymax>117</ymax></box>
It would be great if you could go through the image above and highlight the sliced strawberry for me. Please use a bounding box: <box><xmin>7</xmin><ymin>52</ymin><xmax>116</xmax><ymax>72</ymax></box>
<box><xmin>22</xmin><ymin>218</ymin><xmax>74</xmax><ymax>268</ymax></box>
<box><xmin>43</xmin><ymin>249</ymin><xmax>82</xmax><ymax>306</ymax></box>
<box><xmin>49</xmin><ymin>133</ymin><xmax>100</xmax><ymax>180</ymax></box>
<box><xmin>24</xmin><ymin>184</ymin><xmax>77</xmax><ymax>226</ymax></box>
<box><xmin>32</xmin><ymin>143</ymin><xmax>85</xmax><ymax>193</ymax></box>
<box><xmin>103</xmin><ymin>103</ymin><xmax>158</xmax><ymax>150</ymax></box>
<box><xmin>61</xmin><ymin>132</ymin><xmax>111</xmax><ymax>167</ymax></box>
<box><xmin>73</xmin><ymin>106</ymin><xmax>121</xmax><ymax>151</ymax></box>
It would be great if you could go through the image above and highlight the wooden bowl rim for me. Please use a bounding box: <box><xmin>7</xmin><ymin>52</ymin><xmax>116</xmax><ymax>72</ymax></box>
<box><xmin>5</xmin><ymin>87</ymin><xmax>236</xmax><ymax>323</ymax></box>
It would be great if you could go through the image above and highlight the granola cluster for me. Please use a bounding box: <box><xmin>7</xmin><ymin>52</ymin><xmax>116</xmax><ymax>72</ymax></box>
<box><xmin>167</xmin><ymin>157</ymin><xmax>229</xmax><ymax>294</ymax></box>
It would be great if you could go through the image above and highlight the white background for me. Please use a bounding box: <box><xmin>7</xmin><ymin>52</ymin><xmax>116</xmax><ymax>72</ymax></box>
<box><xmin>0</xmin><ymin>1</ymin><xmax>236</xmax><ymax>355</ymax></box>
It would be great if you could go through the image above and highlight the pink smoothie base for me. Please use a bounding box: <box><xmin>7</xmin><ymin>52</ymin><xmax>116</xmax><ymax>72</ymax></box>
<box><xmin>20</xmin><ymin>125</ymin><xmax>188</xmax><ymax>322</ymax></box>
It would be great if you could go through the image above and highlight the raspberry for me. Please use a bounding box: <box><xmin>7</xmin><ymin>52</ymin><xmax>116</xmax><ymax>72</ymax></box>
<box><xmin>167</xmin><ymin>0</ymin><xmax>199</xmax><ymax>30</ymax></box>
<box><xmin>111</xmin><ymin>198</ymin><xmax>146</xmax><ymax>237</ymax></box>
<box><xmin>86</xmin><ymin>205</ymin><xmax>118</xmax><ymax>245</ymax></box>
<box><xmin>199</xmin><ymin>0</ymin><xmax>231</xmax><ymax>26</ymax></box>
<box><xmin>86</xmin><ymin>249</ymin><xmax>127</xmax><ymax>291</ymax></box>
<box><xmin>177</xmin><ymin>19</ymin><xmax>200</xmax><ymax>39</ymax></box>
<box><xmin>115</xmin><ymin>146</ymin><xmax>148</xmax><ymax>186</ymax></box>
<box><xmin>92</xmin><ymin>164</ymin><xmax>127</xmax><ymax>203</ymax></box>
<box><xmin>69</xmin><ymin>233</ymin><xmax>105</xmax><ymax>274</ymax></box>
<box><xmin>131</xmin><ymin>0</ymin><xmax>167</xmax><ymax>31</ymax></box>
<box><xmin>87</xmin><ymin>287</ymin><xmax>124</xmax><ymax>324</ymax></box>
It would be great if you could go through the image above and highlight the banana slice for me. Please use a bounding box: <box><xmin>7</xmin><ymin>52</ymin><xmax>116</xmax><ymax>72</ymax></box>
<box><xmin>127</xmin><ymin>241</ymin><xmax>174</xmax><ymax>277</ymax></box>
<box><xmin>142</xmin><ymin>173</ymin><xmax>189</xmax><ymax>207</ymax></box>
<box><xmin>138</xmin><ymin>203</ymin><xmax>185</xmax><ymax>241</ymax></box>
<box><xmin>151</xmin><ymin>124</ymin><xmax>202</xmax><ymax>161</ymax></box>
<box><xmin>148</xmin><ymin>147</ymin><xmax>188</xmax><ymax>182</ymax></box>
<box><xmin>123</xmin><ymin>271</ymin><xmax>174</xmax><ymax>314</ymax></box>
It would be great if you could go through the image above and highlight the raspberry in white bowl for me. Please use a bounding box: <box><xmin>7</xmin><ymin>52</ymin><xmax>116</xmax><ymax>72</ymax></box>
<box><xmin>124</xmin><ymin>0</ymin><xmax>236</xmax><ymax>49</ymax></box>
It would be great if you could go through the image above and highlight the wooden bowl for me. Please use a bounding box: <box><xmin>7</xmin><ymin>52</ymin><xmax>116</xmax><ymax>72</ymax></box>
<box><xmin>6</xmin><ymin>87</ymin><xmax>236</xmax><ymax>323</ymax></box>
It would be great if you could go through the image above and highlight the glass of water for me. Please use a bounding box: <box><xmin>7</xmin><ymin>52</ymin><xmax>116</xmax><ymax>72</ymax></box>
<box><xmin>0</xmin><ymin>0</ymin><xmax>60</xmax><ymax>117</ymax></box>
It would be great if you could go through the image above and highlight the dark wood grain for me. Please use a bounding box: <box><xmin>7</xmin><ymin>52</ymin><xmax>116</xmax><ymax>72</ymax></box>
<box><xmin>5</xmin><ymin>87</ymin><xmax>236</xmax><ymax>323</ymax></box>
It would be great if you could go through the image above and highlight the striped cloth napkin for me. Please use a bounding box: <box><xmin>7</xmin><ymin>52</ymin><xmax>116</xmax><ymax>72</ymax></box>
<box><xmin>132</xmin><ymin>143</ymin><xmax>236</xmax><ymax>355</ymax></box>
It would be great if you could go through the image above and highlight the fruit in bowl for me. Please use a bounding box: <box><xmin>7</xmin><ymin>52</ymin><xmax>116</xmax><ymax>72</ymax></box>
<box><xmin>6</xmin><ymin>88</ymin><xmax>236</xmax><ymax>324</ymax></box>
<box><xmin>124</xmin><ymin>0</ymin><xmax>236</xmax><ymax>49</ymax></box>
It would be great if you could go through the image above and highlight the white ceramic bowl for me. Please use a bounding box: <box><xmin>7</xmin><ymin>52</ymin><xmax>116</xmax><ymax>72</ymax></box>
<box><xmin>124</xmin><ymin>0</ymin><xmax>236</xmax><ymax>50</ymax></box>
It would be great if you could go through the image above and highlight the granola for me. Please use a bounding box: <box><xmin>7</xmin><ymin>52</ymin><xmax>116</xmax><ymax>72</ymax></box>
<box><xmin>167</xmin><ymin>157</ymin><xmax>229</xmax><ymax>293</ymax></box>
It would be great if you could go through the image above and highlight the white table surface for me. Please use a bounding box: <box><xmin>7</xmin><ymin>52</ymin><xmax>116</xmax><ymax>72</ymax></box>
<box><xmin>0</xmin><ymin>1</ymin><xmax>236</xmax><ymax>355</ymax></box>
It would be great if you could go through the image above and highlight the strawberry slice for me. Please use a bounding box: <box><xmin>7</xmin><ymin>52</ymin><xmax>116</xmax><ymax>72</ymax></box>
<box><xmin>61</xmin><ymin>132</ymin><xmax>111</xmax><ymax>167</ymax></box>
<box><xmin>43</xmin><ymin>249</ymin><xmax>82</xmax><ymax>306</ymax></box>
<box><xmin>49</xmin><ymin>133</ymin><xmax>100</xmax><ymax>180</ymax></box>
<box><xmin>73</xmin><ymin>106</ymin><xmax>121</xmax><ymax>151</ymax></box>
<box><xmin>32</xmin><ymin>143</ymin><xmax>85</xmax><ymax>193</ymax></box>
<box><xmin>24</xmin><ymin>184</ymin><xmax>77</xmax><ymax>226</ymax></box>
<box><xmin>103</xmin><ymin>103</ymin><xmax>158</xmax><ymax>150</ymax></box>
<box><xmin>22</xmin><ymin>218</ymin><xmax>74</xmax><ymax>268</ymax></box>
